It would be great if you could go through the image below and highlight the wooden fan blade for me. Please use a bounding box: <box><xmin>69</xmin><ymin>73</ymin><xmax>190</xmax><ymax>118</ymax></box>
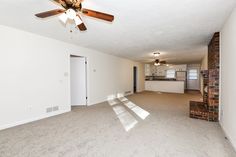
<box><xmin>160</xmin><ymin>61</ymin><xmax>167</xmax><ymax>64</ymax></box>
<box><xmin>53</xmin><ymin>0</ymin><xmax>67</xmax><ymax>8</ymax></box>
<box><xmin>78</xmin><ymin>23</ymin><xmax>87</xmax><ymax>31</ymax></box>
<box><xmin>35</xmin><ymin>9</ymin><xmax>65</xmax><ymax>18</ymax></box>
<box><xmin>76</xmin><ymin>15</ymin><xmax>87</xmax><ymax>31</ymax></box>
<box><xmin>82</xmin><ymin>8</ymin><xmax>114</xmax><ymax>22</ymax></box>
<box><xmin>65</xmin><ymin>0</ymin><xmax>73</xmax><ymax>4</ymax></box>
<box><xmin>53</xmin><ymin>0</ymin><xmax>61</xmax><ymax>3</ymax></box>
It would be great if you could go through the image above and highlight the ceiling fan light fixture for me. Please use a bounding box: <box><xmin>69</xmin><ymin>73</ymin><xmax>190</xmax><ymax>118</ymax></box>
<box><xmin>59</xmin><ymin>13</ymin><xmax>68</xmax><ymax>24</ymax></box>
<box><xmin>66</xmin><ymin>9</ymin><xmax>77</xmax><ymax>20</ymax></box>
<box><xmin>74</xmin><ymin>16</ymin><xmax>82</xmax><ymax>25</ymax></box>
<box><xmin>154</xmin><ymin>59</ymin><xmax>160</xmax><ymax>66</ymax></box>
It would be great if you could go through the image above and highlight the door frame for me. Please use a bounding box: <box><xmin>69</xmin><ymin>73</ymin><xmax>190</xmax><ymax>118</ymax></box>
<box><xmin>70</xmin><ymin>54</ymin><xmax>88</xmax><ymax>106</ymax></box>
<box><xmin>187</xmin><ymin>67</ymin><xmax>200</xmax><ymax>90</ymax></box>
<box><xmin>133</xmin><ymin>66</ymin><xmax>138</xmax><ymax>93</ymax></box>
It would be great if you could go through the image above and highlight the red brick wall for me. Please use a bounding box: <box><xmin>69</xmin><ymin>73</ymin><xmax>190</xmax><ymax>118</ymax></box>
<box><xmin>208</xmin><ymin>32</ymin><xmax>220</xmax><ymax>121</ymax></box>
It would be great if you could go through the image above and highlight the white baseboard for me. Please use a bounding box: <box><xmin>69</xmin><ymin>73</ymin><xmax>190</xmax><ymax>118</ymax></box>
<box><xmin>0</xmin><ymin>91</ymin><xmax>143</xmax><ymax>130</ymax></box>
<box><xmin>0</xmin><ymin>109</ymin><xmax>71</xmax><ymax>131</ymax></box>
<box><xmin>220</xmin><ymin>123</ymin><xmax>236</xmax><ymax>152</ymax></box>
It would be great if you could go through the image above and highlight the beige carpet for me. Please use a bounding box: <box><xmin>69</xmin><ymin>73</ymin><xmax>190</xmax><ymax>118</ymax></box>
<box><xmin>0</xmin><ymin>91</ymin><xmax>235</xmax><ymax>157</ymax></box>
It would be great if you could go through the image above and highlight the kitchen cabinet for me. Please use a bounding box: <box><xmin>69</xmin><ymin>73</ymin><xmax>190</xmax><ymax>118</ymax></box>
<box><xmin>145</xmin><ymin>64</ymin><xmax>151</xmax><ymax>76</ymax></box>
<box><xmin>145</xmin><ymin>80</ymin><xmax>185</xmax><ymax>93</ymax></box>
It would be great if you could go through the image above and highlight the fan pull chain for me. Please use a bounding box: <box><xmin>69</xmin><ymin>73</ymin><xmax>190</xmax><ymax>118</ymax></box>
<box><xmin>69</xmin><ymin>24</ymin><xmax>73</xmax><ymax>39</ymax></box>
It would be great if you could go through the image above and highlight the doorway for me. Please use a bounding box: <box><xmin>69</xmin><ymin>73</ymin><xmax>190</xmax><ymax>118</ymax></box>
<box><xmin>133</xmin><ymin>66</ymin><xmax>137</xmax><ymax>93</ymax></box>
<box><xmin>70</xmin><ymin>55</ymin><xmax>87</xmax><ymax>106</ymax></box>
<box><xmin>187</xmin><ymin>67</ymin><xmax>200</xmax><ymax>90</ymax></box>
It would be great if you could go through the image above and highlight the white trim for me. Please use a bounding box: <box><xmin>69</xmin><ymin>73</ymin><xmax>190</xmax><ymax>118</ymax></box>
<box><xmin>70</xmin><ymin>55</ymin><xmax>88</xmax><ymax>106</ymax></box>
<box><xmin>219</xmin><ymin>32</ymin><xmax>222</xmax><ymax>121</ymax></box>
<box><xmin>220</xmin><ymin>124</ymin><xmax>236</xmax><ymax>152</ymax></box>
<box><xmin>0</xmin><ymin>109</ymin><xmax>71</xmax><ymax>131</ymax></box>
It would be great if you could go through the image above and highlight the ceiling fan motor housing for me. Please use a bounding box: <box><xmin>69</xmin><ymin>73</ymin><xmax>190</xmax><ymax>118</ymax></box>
<box><xmin>61</xmin><ymin>0</ymin><xmax>82</xmax><ymax>11</ymax></box>
<box><xmin>66</xmin><ymin>9</ymin><xmax>77</xmax><ymax>19</ymax></box>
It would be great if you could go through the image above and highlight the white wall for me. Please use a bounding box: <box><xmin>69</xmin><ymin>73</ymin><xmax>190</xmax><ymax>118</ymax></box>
<box><xmin>220</xmin><ymin>7</ymin><xmax>236</xmax><ymax>150</ymax></box>
<box><xmin>200</xmin><ymin>52</ymin><xmax>208</xmax><ymax>94</ymax></box>
<box><xmin>201</xmin><ymin>52</ymin><xmax>208</xmax><ymax>70</ymax></box>
<box><xmin>0</xmin><ymin>25</ymin><xmax>144</xmax><ymax>130</ymax></box>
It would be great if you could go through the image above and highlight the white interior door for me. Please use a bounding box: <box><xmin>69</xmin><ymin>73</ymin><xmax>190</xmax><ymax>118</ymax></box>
<box><xmin>70</xmin><ymin>56</ymin><xmax>87</xmax><ymax>106</ymax></box>
<box><xmin>187</xmin><ymin>68</ymin><xmax>200</xmax><ymax>90</ymax></box>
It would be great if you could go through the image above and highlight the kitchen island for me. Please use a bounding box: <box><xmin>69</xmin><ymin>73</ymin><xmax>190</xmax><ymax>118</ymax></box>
<box><xmin>145</xmin><ymin>80</ymin><xmax>185</xmax><ymax>94</ymax></box>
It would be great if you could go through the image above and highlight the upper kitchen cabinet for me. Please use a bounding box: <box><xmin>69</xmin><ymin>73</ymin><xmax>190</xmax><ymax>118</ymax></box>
<box><xmin>156</xmin><ymin>66</ymin><xmax>166</xmax><ymax>76</ymax></box>
<box><xmin>145</xmin><ymin>64</ymin><xmax>187</xmax><ymax>77</ymax></box>
<box><xmin>145</xmin><ymin>64</ymin><xmax>151</xmax><ymax>76</ymax></box>
<box><xmin>173</xmin><ymin>65</ymin><xmax>187</xmax><ymax>71</ymax></box>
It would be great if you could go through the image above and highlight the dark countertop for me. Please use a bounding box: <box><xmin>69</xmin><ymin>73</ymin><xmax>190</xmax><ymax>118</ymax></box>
<box><xmin>145</xmin><ymin>76</ymin><xmax>177</xmax><ymax>81</ymax></box>
<box><xmin>145</xmin><ymin>79</ymin><xmax>177</xmax><ymax>81</ymax></box>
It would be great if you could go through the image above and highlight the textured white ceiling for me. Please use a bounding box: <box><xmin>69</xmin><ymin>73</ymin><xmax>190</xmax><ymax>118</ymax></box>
<box><xmin>1</xmin><ymin>0</ymin><xmax>236</xmax><ymax>63</ymax></box>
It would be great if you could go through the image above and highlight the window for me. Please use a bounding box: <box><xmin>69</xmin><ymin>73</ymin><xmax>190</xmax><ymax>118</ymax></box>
<box><xmin>166</xmin><ymin>69</ymin><xmax>176</xmax><ymax>78</ymax></box>
<box><xmin>188</xmin><ymin>69</ymin><xmax>198</xmax><ymax>80</ymax></box>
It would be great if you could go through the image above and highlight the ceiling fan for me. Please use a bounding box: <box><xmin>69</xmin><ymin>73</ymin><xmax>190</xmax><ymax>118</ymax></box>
<box><xmin>154</xmin><ymin>59</ymin><xmax>167</xmax><ymax>66</ymax></box>
<box><xmin>153</xmin><ymin>52</ymin><xmax>168</xmax><ymax>66</ymax></box>
<box><xmin>35</xmin><ymin>0</ymin><xmax>114</xmax><ymax>31</ymax></box>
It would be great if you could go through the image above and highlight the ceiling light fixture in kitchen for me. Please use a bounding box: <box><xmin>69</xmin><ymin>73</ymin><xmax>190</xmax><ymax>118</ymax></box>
<box><xmin>153</xmin><ymin>52</ymin><xmax>167</xmax><ymax>66</ymax></box>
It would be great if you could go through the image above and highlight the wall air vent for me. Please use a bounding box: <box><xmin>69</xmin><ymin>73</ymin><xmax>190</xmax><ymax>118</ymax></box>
<box><xmin>46</xmin><ymin>106</ymin><xmax>59</xmax><ymax>113</ymax></box>
<box><xmin>53</xmin><ymin>106</ymin><xmax>59</xmax><ymax>111</ymax></box>
<box><xmin>46</xmin><ymin>107</ymin><xmax>53</xmax><ymax>113</ymax></box>
<box><xmin>125</xmin><ymin>91</ymin><xmax>132</xmax><ymax>95</ymax></box>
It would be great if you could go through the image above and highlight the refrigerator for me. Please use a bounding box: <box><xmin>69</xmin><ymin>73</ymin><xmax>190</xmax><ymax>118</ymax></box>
<box><xmin>176</xmin><ymin>71</ymin><xmax>187</xmax><ymax>89</ymax></box>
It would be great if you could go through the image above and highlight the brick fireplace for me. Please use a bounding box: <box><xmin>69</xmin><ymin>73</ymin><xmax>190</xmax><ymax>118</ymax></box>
<box><xmin>190</xmin><ymin>32</ymin><xmax>220</xmax><ymax>122</ymax></box>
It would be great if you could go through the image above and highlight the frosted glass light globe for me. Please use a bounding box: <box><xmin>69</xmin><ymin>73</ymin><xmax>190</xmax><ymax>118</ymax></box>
<box><xmin>66</xmin><ymin>9</ymin><xmax>77</xmax><ymax>20</ymax></box>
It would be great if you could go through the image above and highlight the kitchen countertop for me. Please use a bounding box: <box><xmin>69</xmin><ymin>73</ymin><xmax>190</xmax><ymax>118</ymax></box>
<box><xmin>145</xmin><ymin>79</ymin><xmax>177</xmax><ymax>81</ymax></box>
<box><xmin>145</xmin><ymin>80</ymin><xmax>184</xmax><ymax>81</ymax></box>
<box><xmin>145</xmin><ymin>76</ymin><xmax>185</xmax><ymax>81</ymax></box>
<box><xmin>145</xmin><ymin>76</ymin><xmax>177</xmax><ymax>81</ymax></box>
